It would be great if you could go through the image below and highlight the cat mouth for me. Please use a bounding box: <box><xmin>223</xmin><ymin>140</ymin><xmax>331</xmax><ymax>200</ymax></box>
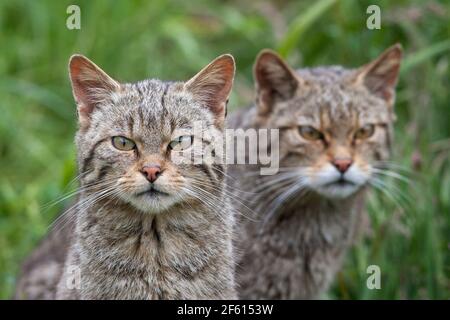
<box><xmin>136</xmin><ymin>186</ymin><xmax>170</xmax><ymax>197</ymax></box>
<box><xmin>324</xmin><ymin>178</ymin><xmax>357</xmax><ymax>187</ymax></box>
<box><xmin>316</xmin><ymin>178</ymin><xmax>361</xmax><ymax>199</ymax></box>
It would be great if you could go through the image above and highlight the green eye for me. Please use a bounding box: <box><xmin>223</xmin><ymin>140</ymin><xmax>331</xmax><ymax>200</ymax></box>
<box><xmin>354</xmin><ymin>124</ymin><xmax>375</xmax><ymax>140</ymax></box>
<box><xmin>111</xmin><ymin>136</ymin><xmax>136</xmax><ymax>151</ymax></box>
<box><xmin>168</xmin><ymin>135</ymin><xmax>193</xmax><ymax>151</ymax></box>
<box><xmin>299</xmin><ymin>126</ymin><xmax>323</xmax><ymax>141</ymax></box>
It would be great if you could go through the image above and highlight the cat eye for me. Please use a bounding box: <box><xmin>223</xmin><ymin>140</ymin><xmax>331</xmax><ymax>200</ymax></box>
<box><xmin>168</xmin><ymin>135</ymin><xmax>193</xmax><ymax>151</ymax></box>
<box><xmin>299</xmin><ymin>126</ymin><xmax>323</xmax><ymax>141</ymax></box>
<box><xmin>111</xmin><ymin>136</ymin><xmax>136</xmax><ymax>151</ymax></box>
<box><xmin>354</xmin><ymin>124</ymin><xmax>375</xmax><ymax>140</ymax></box>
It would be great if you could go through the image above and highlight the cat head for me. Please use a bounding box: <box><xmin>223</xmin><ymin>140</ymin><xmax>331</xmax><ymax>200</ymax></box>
<box><xmin>253</xmin><ymin>45</ymin><xmax>402</xmax><ymax>199</ymax></box>
<box><xmin>69</xmin><ymin>54</ymin><xmax>235</xmax><ymax>213</ymax></box>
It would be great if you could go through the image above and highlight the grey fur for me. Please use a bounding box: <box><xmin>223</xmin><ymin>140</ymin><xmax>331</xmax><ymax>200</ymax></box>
<box><xmin>15</xmin><ymin>54</ymin><xmax>237</xmax><ymax>299</ymax></box>
<box><xmin>229</xmin><ymin>46</ymin><xmax>402</xmax><ymax>299</ymax></box>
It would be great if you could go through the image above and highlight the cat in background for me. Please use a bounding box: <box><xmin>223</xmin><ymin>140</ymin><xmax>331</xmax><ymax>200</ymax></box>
<box><xmin>229</xmin><ymin>45</ymin><xmax>403</xmax><ymax>299</ymax></box>
<box><xmin>15</xmin><ymin>53</ymin><xmax>237</xmax><ymax>299</ymax></box>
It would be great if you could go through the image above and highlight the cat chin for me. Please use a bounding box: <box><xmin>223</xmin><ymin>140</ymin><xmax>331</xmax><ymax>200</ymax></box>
<box><xmin>133</xmin><ymin>202</ymin><xmax>173</xmax><ymax>214</ymax></box>
<box><xmin>123</xmin><ymin>193</ymin><xmax>182</xmax><ymax>214</ymax></box>
<box><xmin>314</xmin><ymin>182</ymin><xmax>362</xmax><ymax>199</ymax></box>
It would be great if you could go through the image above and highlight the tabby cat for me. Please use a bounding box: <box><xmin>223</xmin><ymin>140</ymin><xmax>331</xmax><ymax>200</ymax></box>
<box><xmin>229</xmin><ymin>45</ymin><xmax>402</xmax><ymax>299</ymax></box>
<box><xmin>15</xmin><ymin>53</ymin><xmax>237</xmax><ymax>299</ymax></box>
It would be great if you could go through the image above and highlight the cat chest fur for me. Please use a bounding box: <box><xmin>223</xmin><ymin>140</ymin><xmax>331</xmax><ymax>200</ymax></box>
<box><xmin>59</xmin><ymin>202</ymin><xmax>234</xmax><ymax>299</ymax></box>
<box><xmin>235</xmin><ymin>191</ymin><xmax>362</xmax><ymax>299</ymax></box>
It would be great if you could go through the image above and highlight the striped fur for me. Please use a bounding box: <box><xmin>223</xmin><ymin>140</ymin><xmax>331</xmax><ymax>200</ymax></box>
<box><xmin>230</xmin><ymin>45</ymin><xmax>402</xmax><ymax>299</ymax></box>
<box><xmin>15</xmin><ymin>54</ymin><xmax>237</xmax><ymax>299</ymax></box>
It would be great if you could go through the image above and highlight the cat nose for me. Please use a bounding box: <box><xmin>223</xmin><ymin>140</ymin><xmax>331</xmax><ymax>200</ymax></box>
<box><xmin>332</xmin><ymin>158</ymin><xmax>353</xmax><ymax>173</ymax></box>
<box><xmin>141</xmin><ymin>164</ymin><xmax>161</xmax><ymax>183</ymax></box>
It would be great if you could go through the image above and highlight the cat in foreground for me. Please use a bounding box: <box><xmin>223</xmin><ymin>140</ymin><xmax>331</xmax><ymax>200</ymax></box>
<box><xmin>229</xmin><ymin>45</ymin><xmax>402</xmax><ymax>299</ymax></box>
<box><xmin>15</xmin><ymin>54</ymin><xmax>237</xmax><ymax>299</ymax></box>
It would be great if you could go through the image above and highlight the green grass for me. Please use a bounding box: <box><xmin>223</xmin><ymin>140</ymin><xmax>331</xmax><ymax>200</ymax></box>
<box><xmin>0</xmin><ymin>0</ymin><xmax>449</xmax><ymax>299</ymax></box>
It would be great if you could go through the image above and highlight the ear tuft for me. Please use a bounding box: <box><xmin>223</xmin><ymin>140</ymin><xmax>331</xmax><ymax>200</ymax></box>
<box><xmin>184</xmin><ymin>54</ymin><xmax>235</xmax><ymax>126</ymax></box>
<box><xmin>353</xmin><ymin>44</ymin><xmax>403</xmax><ymax>107</ymax></box>
<box><xmin>69</xmin><ymin>54</ymin><xmax>120</xmax><ymax>127</ymax></box>
<box><xmin>254</xmin><ymin>49</ymin><xmax>301</xmax><ymax>116</ymax></box>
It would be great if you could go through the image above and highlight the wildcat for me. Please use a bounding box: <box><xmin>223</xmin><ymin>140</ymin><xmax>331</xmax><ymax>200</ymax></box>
<box><xmin>15</xmin><ymin>53</ymin><xmax>237</xmax><ymax>299</ymax></box>
<box><xmin>228</xmin><ymin>45</ymin><xmax>402</xmax><ymax>299</ymax></box>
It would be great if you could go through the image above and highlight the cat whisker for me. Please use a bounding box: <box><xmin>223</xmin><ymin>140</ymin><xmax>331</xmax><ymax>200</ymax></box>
<box><xmin>373</xmin><ymin>160</ymin><xmax>418</xmax><ymax>176</ymax></box>
<box><xmin>187</xmin><ymin>174</ymin><xmax>251</xmax><ymax>197</ymax></box>
<box><xmin>181</xmin><ymin>187</ymin><xmax>230</xmax><ymax>223</ymax></box>
<box><xmin>260</xmin><ymin>177</ymin><xmax>308</xmax><ymax>232</ymax></box>
<box><xmin>49</xmin><ymin>183</ymin><xmax>119</xmax><ymax>234</ymax></box>
<box><xmin>368</xmin><ymin>177</ymin><xmax>411</xmax><ymax>210</ymax></box>
<box><xmin>371</xmin><ymin>168</ymin><xmax>413</xmax><ymax>185</ymax></box>
<box><xmin>47</xmin><ymin>180</ymin><xmax>117</xmax><ymax>222</ymax></box>
<box><xmin>51</xmin><ymin>189</ymin><xmax>112</xmax><ymax>233</ymax></box>
<box><xmin>42</xmin><ymin>175</ymin><xmax>120</xmax><ymax>210</ymax></box>
<box><xmin>189</xmin><ymin>178</ymin><xmax>255</xmax><ymax>203</ymax></box>
<box><xmin>252</xmin><ymin>177</ymin><xmax>302</xmax><ymax>210</ymax></box>
<box><xmin>196</xmin><ymin>188</ymin><xmax>254</xmax><ymax>222</ymax></box>
<box><xmin>188</xmin><ymin>184</ymin><xmax>256</xmax><ymax>221</ymax></box>
<box><xmin>190</xmin><ymin>175</ymin><xmax>256</xmax><ymax>195</ymax></box>
<box><xmin>250</xmin><ymin>172</ymin><xmax>303</xmax><ymax>193</ymax></box>
<box><xmin>208</xmin><ymin>166</ymin><xmax>238</xmax><ymax>182</ymax></box>
<box><xmin>370</xmin><ymin>168</ymin><xmax>415</xmax><ymax>204</ymax></box>
<box><xmin>64</xmin><ymin>169</ymin><xmax>94</xmax><ymax>189</ymax></box>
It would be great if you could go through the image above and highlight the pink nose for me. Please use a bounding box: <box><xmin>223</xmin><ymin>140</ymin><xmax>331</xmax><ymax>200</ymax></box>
<box><xmin>332</xmin><ymin>158</ymin><xmax>353</xmax><ymax>173</ymax></box>
<box><xmin>141</xmin><ymin>164</ymin><xmax>161</xmax><ymax>183</ymax></box>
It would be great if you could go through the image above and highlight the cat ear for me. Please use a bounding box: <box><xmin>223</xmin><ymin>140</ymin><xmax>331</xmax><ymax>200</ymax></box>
<box><xmin>254</xmin><ymin>49</ymin><xmax>302</xmax><ymax>116</ymax></box>
<box><xmin>184</xmin><ymin>54</ymin><xmax>235</xmax><ymax>125</ymax></box>
<box><xmin>69</xmin><ymin>54</ymin><xmax>121</xmax><ymax>127</ymax></box>
<box><xmin>352</xmin><ymin>44</ymin><xmax>402</xmax><ymax>107</ymax></box>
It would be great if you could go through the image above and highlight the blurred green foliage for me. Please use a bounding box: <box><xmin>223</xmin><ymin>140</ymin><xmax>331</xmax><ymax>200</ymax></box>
<box><xmin>0</xmin><ymin>0</ymin><xmax>449</xmax><ymax>299</ymax></box>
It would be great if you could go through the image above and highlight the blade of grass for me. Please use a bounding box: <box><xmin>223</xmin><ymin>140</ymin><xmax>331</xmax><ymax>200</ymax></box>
<box><xmin>277</xmin><ymin>0</ymin><xmax>337</xmax><ymax>57</ymax></box>
<box><xmin>401</xmin><ymin>39</ymin><xmax>450</xmax><ymax>74</ymax></box>
<box><xmin>0</xmin><ymin>78</ymin><xmax>72</xmax><ymax>120</ymax></box>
